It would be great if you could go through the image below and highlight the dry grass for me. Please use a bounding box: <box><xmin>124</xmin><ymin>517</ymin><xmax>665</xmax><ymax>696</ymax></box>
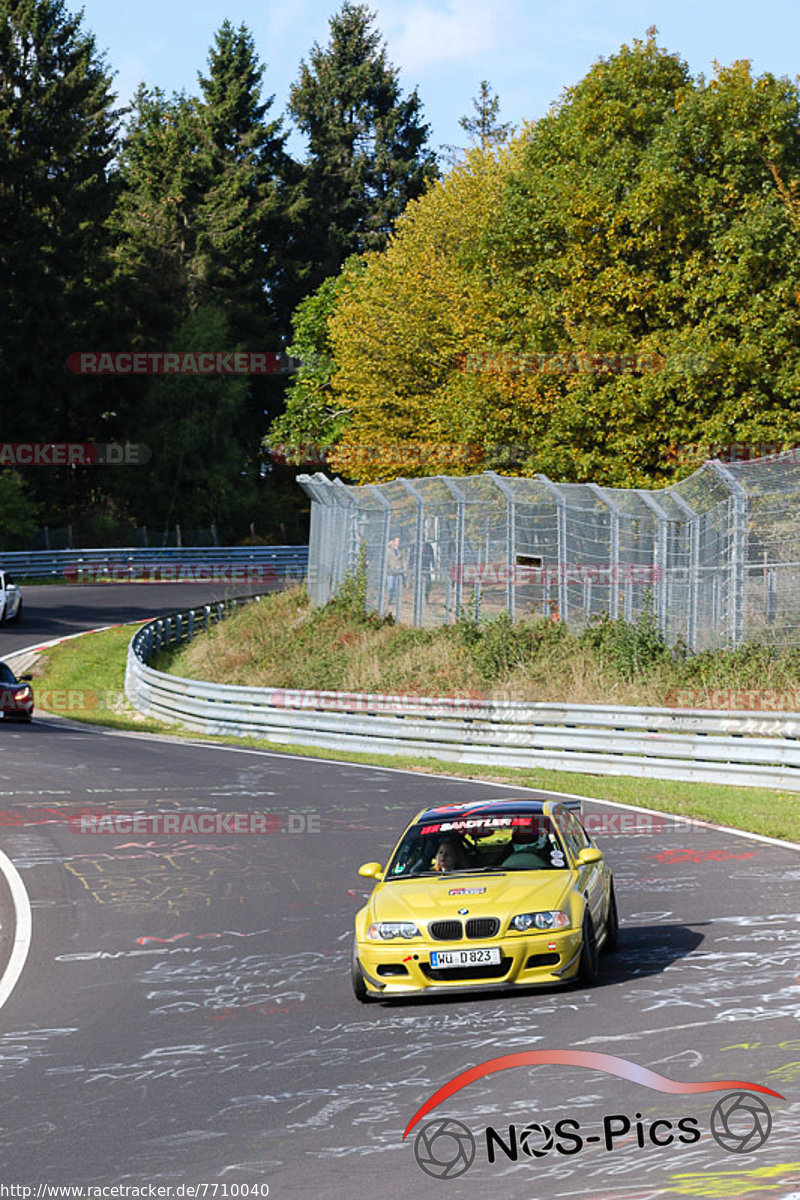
<box><xmin>160</xmin><ymin>585</ymin><xmax>800</xmax><ymax>707</ymax></box>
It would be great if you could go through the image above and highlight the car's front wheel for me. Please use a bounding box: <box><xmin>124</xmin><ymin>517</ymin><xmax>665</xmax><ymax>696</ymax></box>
<box><xmin>602</xmin><ymin>882</ymin><xmax>619</xmax><ymax>954</ymax></box>
<box><xmin>576</xmin><ymin>912</ymin><xmax>599</xmax><ymax>985</ymax></box>
<box><xmin>8</xmin><ymin>598</ymin><xmax>21</xmax><ymax>623</ymax></box>
<box><xmin>351</xmin><ymin>942</ymin><xmax>370</xmax><ymax>1003</ymax></box>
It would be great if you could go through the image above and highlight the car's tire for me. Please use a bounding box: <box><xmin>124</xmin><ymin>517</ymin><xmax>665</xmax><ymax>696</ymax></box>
<box><xmin>8</xmin><ymin>598</ymin><xmax>21</xmax><ymax>623</ymax></box>
<box><xmin>602</xmin><ymin>882</ymin><xmax>619</xmax><ymax>954</ymax></box>
<box><xmin>577</xmin><ymin>911</ymin><xmax>599</xmax><ymax>986</ymax></box>
<box><xmin>0</xmin><ymin>602</ymin><xmax>5</xmax><ymax>627</ymax></box>
<box><xmin>351</xmin><ymin>942</ymin><xmax>370</xmax><ymax>1003</ymax></box>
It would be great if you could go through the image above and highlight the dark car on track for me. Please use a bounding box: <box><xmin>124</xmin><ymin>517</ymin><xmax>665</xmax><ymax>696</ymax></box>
<box><xmin>0</xmin><ymin>661</ymin><xmax>34</xmax><ymax>722</ymax></box>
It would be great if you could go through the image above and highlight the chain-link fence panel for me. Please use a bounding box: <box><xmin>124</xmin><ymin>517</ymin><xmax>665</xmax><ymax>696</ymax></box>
<box><xmin>299</xmin><ymin>448</ymin><xmax>800</xmax><ymax>650</ymax></box>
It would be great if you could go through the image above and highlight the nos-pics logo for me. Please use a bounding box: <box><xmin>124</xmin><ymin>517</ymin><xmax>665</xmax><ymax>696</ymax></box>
<box><xmin>404</xmin><ymin>1051</ymin><xmax>783</xmax><ymax>1181</ymax></box>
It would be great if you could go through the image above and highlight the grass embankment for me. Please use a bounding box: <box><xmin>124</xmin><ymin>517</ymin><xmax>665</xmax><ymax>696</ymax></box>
<box><xmin>23</xmin><ymin>597</ymin><xmax>800</xmax><ymax>842</ymax></box>
<box><xmin>162</xmin><ymin>584</ymin><xmax>800</xmax><ymax>709</ymax></box>
<box><xmin>28</xmin><ymin>622</ymin><xmax>163</xmax><ymax>732</ymax></box>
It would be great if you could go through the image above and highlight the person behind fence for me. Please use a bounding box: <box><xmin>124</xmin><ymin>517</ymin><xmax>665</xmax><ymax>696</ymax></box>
<box><xmin>385</xmin><ymin>536</ymin><xmax>404</xmax><ymax>610</ymax></box>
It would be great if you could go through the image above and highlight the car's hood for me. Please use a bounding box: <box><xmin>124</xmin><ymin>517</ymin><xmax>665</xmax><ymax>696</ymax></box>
<box><xmin>369</xmin><ymin>872</ymin><xmax>572</xmax><ymax>925</ymax></box>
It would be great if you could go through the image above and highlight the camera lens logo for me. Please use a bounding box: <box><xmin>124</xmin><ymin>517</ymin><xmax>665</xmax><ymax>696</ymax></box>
<box><xmin>413</xmin><ymin>1118</ymin><xmax>476</xmax><ymax>1179</ymax></box>
<box><xmin>710</xmin><ymin>1092</ymin><xmax>772</xmax><ymax>1153</ymax></box>
<box><xmin>520</xmin><ymin>1122</ymin><xmax>554</xmax><ymax>1157</ymax></box>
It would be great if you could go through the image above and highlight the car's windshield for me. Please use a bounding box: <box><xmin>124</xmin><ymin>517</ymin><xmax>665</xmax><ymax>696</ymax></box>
<box><xmin>385</xmin><ymin>812</ymin><xmax>569</xmax><ymax>878</ymax></box>
<box><xmin>0</xmin><ymin>663</ymin><xmax>17</xmax><ymax>685</ymax></box>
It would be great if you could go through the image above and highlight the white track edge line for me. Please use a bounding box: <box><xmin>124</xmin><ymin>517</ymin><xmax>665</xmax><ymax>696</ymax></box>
<box><xmin>0</xmin><ymin>844</ymin><xmax>32</xmax><ymax>1011</ymax></box>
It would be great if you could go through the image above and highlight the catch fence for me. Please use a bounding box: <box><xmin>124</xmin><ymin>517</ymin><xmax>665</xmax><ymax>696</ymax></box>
<box><xmin>298</xmin><ymin>452</ymin><xmax>800</xmax><ymax>651</ymax></box>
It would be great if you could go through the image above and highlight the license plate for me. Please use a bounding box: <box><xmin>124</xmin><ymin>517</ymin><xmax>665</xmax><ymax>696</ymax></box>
<box><xmin>430</xmin><ymin>947</ymin><xmax>501</xmax><ymax>968</ymax></box>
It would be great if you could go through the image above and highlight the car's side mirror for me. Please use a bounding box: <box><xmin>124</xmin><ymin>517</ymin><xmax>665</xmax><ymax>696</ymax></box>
<box><xmin>577</xmin><ymin>847</ymin><xmax>603</xmax><ymax>866</ymax></box>
<box><xmin>19</xmin><ymin>675</ymin><xmax>32</xmax><ymax>682</ymax></box>
<box><xmin>358</xmin><ymin>861</ymin><xmax>384</xmax><ymax>880</ymax></box>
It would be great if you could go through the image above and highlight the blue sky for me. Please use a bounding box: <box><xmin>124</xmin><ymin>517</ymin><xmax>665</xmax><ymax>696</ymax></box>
<box><xmin>79</xmin><ymin>0</ymin><xmax>800</xmax><ymax>157</ymax></box>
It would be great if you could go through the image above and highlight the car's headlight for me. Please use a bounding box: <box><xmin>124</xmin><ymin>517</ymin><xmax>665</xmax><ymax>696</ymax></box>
<box><xmin>366</xmin><ymin>921</ymin><xmax>420</xmax><ymax>940</ymax></box>
<box><xmin>510</xmin><ymin>910</ymin><xmax>570</xmax><ymax>932</ymax></box>
<box><xmin>15</xmin><ymin>687</ymin><xmax>32</xmax><ymax>699</ymax></box>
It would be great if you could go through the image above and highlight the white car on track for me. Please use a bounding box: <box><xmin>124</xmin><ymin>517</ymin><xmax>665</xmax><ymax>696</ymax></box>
<box><xmin>0</xmin><ymin>571</ymin><xmax>22</xmax><ymax>624</ymax></box>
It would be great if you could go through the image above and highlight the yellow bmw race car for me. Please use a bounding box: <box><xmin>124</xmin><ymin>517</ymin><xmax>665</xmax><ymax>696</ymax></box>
<box><xmin>351</xmin><ymin>797</ymin><xmax>618</xmax><ymax>1001</ymax></box>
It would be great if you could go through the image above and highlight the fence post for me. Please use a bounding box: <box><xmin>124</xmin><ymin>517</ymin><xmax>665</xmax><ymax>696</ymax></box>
<box><xmin>708</xmin><ymin>460</ymin><xmax>748</xmax><ymax>648</ymax></box>
<box><xmin>486</xmin><ymin>472</ymin><xmax>517</xmax><ymax>621</ymax></box>
<box><xmin>440</xmin><ymin>478</ymin><xmax>466</xmax><ymax>622</ymax></box>
<box><xmin>367</xmin><ymin>484</ymin><xmax>393</xmax><ymax>617</ymax></box>
<box><xmin>332</xmin><ymin>476</ymin><xmax>361</xmax><ymax>591</ymax></box>
<box><xmin>669</xmin><ymin>491</ymin><xmax>701</xmax><ymax>652</ymax></box>
<box><xmin>636</xmin><ymin>491</ymin><xmax>670</xmax><ymax>637</ymax></box>
<box><xmin>587</xmin><ymin>484</ymin><xmax>621</xmax><ymax>620</ymax></box>
<box><xmin>296</xmin><ymin>473</ymin><xmax>336</xmax><ymax>604</ymax></box>
<box><xmin>398</xmin><ymin>478</ymin><xmax>427</xmax><ymax>626</ymax></box>
<box><xmin>536</xmin><ymin>475</ymin><xmax>568</xmax><ymax>623</ymax></box>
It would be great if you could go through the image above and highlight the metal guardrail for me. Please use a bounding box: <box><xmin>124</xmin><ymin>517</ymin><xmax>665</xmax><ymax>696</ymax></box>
<box><xmin>125</xmin><ymin>602</ymin><xmax>800</xmax><ymax>792</ymax></box>
<box><xmin>0</xmin><ymin>546</ymin><xmax>308</xmax><ymax>579</ymax></box>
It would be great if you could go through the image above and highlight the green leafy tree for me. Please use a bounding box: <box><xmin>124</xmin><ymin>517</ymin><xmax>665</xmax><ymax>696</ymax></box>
<box><xmin>441</xmin><ymin>81</ymin><xmax>513</xmax><ymax>165</ymax></box>
<box><xmin>196</xmin><ymin>20</ymin><xmax>300</xmax><ymax>334</ymax></box>
<box><xmin>0</xmin><ymin>0</ymin><xmax>119</xmax><ymax>517</ymax></box>
<box><xmin>109</xmin><ymin>86</ymin><xmax>206</xmax><ymax>340</ymax></box>
<box><xmin>317</xmin><ymin>33</ymin><xmax>800</xmax><ymax>486</ymax></box>
<box><xmin>484</xmin><ymin>38</ymin><xmax>800</xmax><ymax>482</ymax></box>
<box><xmin>288</xmin><ymin>1</ymin><xmax>437</xmax><ymax>290</ymax></box>
<box><xmin>459</xmin><ymin>80</ymin><xmax>513</xmax><ymax>149</ymax></box>
<box><xmin>265</xmin><ymin>255</ymin><xmax>366</xmax><ymax>460</ymax></box>
<box><xmin>112</xmin><ymin>23</ymin><xmax>295</xmax><ymax>339</ymax></box>
<box><xmin>0</xmin><ymin>471</ymin><xmax>38</xmax><ymax>545</ymax></box>
<box><xmin>109</xmin><ymin>23</ymin><xmax>303</xmax><ymax>535</ymax></box>
<box><xmin>111</xmin><ymin>306</ymin><xmax>253</xmax><ymax>538</ymax></box>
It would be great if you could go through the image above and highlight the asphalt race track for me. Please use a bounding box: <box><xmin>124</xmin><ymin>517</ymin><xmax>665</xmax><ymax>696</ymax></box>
<box><xmin>0</xmin><ymin>582</ymin><xmax>275</xmax><ymax>657</ymax></box>
<box><xmin>0</xmin><ymin>587</ymin><xmax>797</xmax><ymax>1198</ymax></box>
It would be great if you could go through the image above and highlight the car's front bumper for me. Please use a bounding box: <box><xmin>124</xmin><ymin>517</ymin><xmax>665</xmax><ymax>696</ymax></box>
<box><xmin>356</xmin><ymin>928</ymin><xmax>583</xmax><ymax>997</ymax></box>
